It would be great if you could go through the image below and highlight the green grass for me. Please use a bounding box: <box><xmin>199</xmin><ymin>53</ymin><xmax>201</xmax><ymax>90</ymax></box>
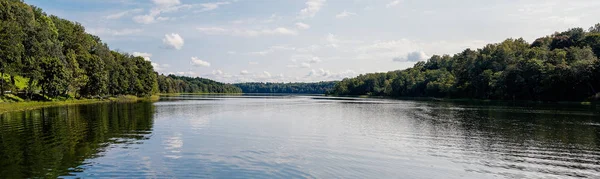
<box><xmin>0</xmin><ymin>95</ymin><xmax>161</xmax><ymax>114</ymax></box>
<box><xmin>0</xmin><ymin>99</ymin><xmax>109</xmax><ymax>114</ymax></box>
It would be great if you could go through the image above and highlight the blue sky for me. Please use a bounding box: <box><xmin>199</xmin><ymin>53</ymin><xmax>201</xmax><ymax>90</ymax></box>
<box><xmin>25</xmin><ymin>0</ymin><xmax>600</xmax><ymax>83</ymax></box>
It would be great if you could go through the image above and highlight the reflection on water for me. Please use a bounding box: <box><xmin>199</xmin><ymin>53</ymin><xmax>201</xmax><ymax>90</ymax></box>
<box><xmin>0</xmin><ymin>102</ymin><xmax>154</xmax><ymax>178</ymax></box>
<box><xmin>0</xmin><ymin>96</ymin><xmax>599</xmax><ymax>178</ymax></box>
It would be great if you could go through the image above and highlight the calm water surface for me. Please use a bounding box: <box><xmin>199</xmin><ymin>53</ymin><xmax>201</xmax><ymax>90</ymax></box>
<box><xmin>1</xmin><ymin>95</ymin><xmax>599</xmax><ymax>178</ymax></box>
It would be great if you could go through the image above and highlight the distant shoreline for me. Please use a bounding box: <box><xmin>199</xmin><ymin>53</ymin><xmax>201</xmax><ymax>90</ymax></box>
<box><xmin>324</xmin><ymin>94</ymin><xmax>599</xmax><ymax>106</ymax></box>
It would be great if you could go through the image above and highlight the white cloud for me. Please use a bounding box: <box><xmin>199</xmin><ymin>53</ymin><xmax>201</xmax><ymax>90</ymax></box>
<box><xmin>191</xmin><ymin>57</ymin><xmax>211</xmax><ymax>67</ymax></box>
<box><xmin>163</xmin><ymin>33</ymin><xmax>184</xmax><ymax>50</ymax></box>
<box><xmin>153</xmin><ymin>0</ymin><xmax>181</xmax><ymax>7</ymax></box>
<box><xmin>196</xmin><ymin>2</ymin><xmax>231</xmax><ymax>12</ymax></box>
<box><xmin>87</xmin><ymin>28</ymin><xmax>142</xmax><ymax>36</ymax></box>
<box><xmin>212</xmin><ymin>69</ymin><xmax>224</xmax><ymax>75</ymax></box>
<box><xmin>306</xmin><ymin>69</ymin><xmax>357</xmax><ymax>80</ymax></box>
<box><xmin>132</xmin><ymin>52</ymin><xmax>152</xmax><ymax>61</ymax></box>
<box><xmin>151</xmin><ymin>62</ymin><xmax>168</xmax><ymax>72</ymax></box>
<box><xmin>335</xmin><ymin>10</ymin><xmax>356</xmax><ymax>19</ymax></box>
<box><xmin>176</xmin><ymin>71</ymin><xmax>196</xmax><ymax>76</ymax></box>
<box><xmin>263</xmin><ymin>71</ymin><xmax>272</xmax><ymax>78</ymax></box>
<box><xmin>299</xmin><ymin>0</ymin><xmax>326</xmax><ymax>19</ymax></box>
<box><xmin>197</xmin><ymin>27</ymin><xmax>297</xmax><ymax>37</ymax></box>
<box><xmin>295</xmin><ymin>22</ymin><xmax>310</xmax><ymax>30</ymax></box>
<box><xmin>269</xmin><ymin>27</ymin><xmax>298</xmax><ymax>35</ymax></box>
<box><xmin>249</xmin><ymin>61</ymin><xmax>259</xmax><ymax>65</ymax></box>
<box><xmin>393</xmin><ymin>51</ymin><xmax>429</xmax><ymax>62</ymax></box>
<box><xmin>386</xmin><ymin>0</ymin><xmax>401</xmax><ymax>8</ymax></box>
<box><xmin>105</xmin><ymin>8</ymin><xmax>143</xmax><ymax>19</ymax></box>
<box><xmin>133</xmin><ymin>14</ymin><xmax>158</xmax><ymax>24</ymax></box>
<box><xmin>240</xmin><ymin>70</ymin><xmax>249</xmax><ymax>75</ymax></box>
<box><xmin>132</xmin><ymin>2</ymin><xmax>192</xmax><ymax>24</ymax></box>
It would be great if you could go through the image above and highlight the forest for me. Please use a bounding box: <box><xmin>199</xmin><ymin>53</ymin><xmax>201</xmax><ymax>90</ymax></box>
<box><xmin>0</xmin><ymin>0</ymin><xmax>236</xmax><ymax>101</ymax></box>
<box><xmin>158</xmin><ymin>75</ymin><xmax>241</xmax><ymax>94</ymax></box>
<box><xmin>332</xmin><ymin>24</ymin><xmax>600</xmax><ymax>101</ymax></box>
<box><xmin>234</xmin><ymin>82</ymin><xmax>336</xmax><ymax>94</ymax></box>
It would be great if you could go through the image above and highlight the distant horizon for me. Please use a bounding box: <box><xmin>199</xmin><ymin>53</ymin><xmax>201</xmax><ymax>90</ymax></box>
<box><xmin>25</xmin><ymin>0</ymin><xmax>600</xmax><ymax>83</ymax></box>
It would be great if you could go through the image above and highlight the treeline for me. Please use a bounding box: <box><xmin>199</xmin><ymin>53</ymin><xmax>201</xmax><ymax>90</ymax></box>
<box><xmin>0</xmin><ymin>0</ymin><xmax>157</xmax><ymax>98</ymax></box>
<box><xmin>332</xmin><ymin>24</ymin><xmax>600</xmax><ymax>101</ymax></box>
<box><xmin>158</xmin><ymin>75</ymin><xmax>242</xmax><ymax>94</ymax></box>
<box><xmin>234</xmin><ymin>82</ymin><xmax>336</xmax><ymax>94</ymax></box>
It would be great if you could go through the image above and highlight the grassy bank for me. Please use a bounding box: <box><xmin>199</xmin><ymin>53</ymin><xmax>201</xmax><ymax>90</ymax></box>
<box><xmin>0</xmin><ymin>95</ymin><xmax>160</xmax><ymax>114</ymax></box>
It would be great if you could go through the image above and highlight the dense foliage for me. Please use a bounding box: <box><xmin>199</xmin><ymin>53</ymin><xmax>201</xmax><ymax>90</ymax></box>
<box><xmin>332</xmin><ymin>24</ymin><xmax>600</xmax><ymax>101</ymax></box>
<box><xmin>158</xmin><ymin>74</ymin><xmax>242</xmax><ymax>94</ymax></box>
<box><xmin>0</xmin><ymin>0</ymin><xmax>158</xmax><ymax>98</ymax></box>
<box><xmin>234</xmin><ymin>82</ymin><xmax>336</xmax><ymax>94</ymax></box>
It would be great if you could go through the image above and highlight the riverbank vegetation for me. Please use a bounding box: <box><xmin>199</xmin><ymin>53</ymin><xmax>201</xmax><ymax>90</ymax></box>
<box><xmin>331</xmin><ymin>24</ymin><xmax>600</xmax><ymax>102</ymax></box>
<box><xmin>234</xmin><ymin>82</ymin><xmax>336</xmax><ymax>94</ymax></box>
<box><xmin>0</xmin><ymin>95</ymin><xmax>158</xmax><ymax>114</ymax></box>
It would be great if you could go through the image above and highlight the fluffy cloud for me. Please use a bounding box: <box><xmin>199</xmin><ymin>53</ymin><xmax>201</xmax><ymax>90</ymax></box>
<box><xmin>163</xmin><ymin>33</ymin><xmax>184</xmax><ymax>50</ymax></box>
<box><xmin>295</xmin><ymin>22</ymin><xmax>310</xmax><ymax>30</ymax></box>
<box><xmin>191</xmin><ymin>57</ymin><xmax>211</xmax><ymax>67</ymax></box>
<box><xmin>151</xmin><ymin>62</ymin><xmax>169</xmax><ymax>72</ymax></box>
<box><xmin>335</xmin><ymin>10</ymin><xmax>356</xmax><ymax>19</ymax></box>
<box><xmin>197</xmin><ymin>27</ymin><xmax>297</xmax><ymax>37</ymax></box>
<box><xmin>386</xmin><ymin>0</ymin><xmax>401</xmax><ymax>8</ymax></box>
<box><xmin>240</xmin><ymin>70</ymin><xmax>249</xmax><ymax>75</ymax></box>
<box><xmin>393</xmin><ymin>51</ymin><xmax>429</xmax><ymax>62</ymax></box>
<box><xmin>132</xmin><ymin>52</ymin><xmax>152</xmax><ymax>61</ymax></box>
<box><xmin>299</xmin><ymin>0</ymin><xmax>326</xmax><ymax>19</ymax></box>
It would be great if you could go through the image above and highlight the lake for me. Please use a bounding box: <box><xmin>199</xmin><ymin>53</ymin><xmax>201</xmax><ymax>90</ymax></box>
<box><xmin>0</xmin><ymin>95</ymin><xmax>599</xmax><ymax>178</ymax></box>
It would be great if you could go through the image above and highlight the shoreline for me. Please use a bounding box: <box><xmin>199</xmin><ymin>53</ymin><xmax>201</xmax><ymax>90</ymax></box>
<box><xmin>325</xmin><ymin>94</ymin><xmax>599</xmax><ymax>106</ymax></box>
<box><xmin>0</xmin><ymin>95</ymin><xmax>160</xmax><ymax>114</ymax></box>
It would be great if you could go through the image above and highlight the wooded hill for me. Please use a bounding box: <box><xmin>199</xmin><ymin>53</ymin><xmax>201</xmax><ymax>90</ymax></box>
<box><xmin>332</xmin><ymin>24</ymin><xmax>600</xmax><ymax>102</ymax></box>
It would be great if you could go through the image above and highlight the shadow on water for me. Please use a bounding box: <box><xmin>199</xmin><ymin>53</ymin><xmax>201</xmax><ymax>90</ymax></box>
<box><xmin>0</xmin><ymin>102</ymin><xmax>155</xmax><ymax>178</ymax></box>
